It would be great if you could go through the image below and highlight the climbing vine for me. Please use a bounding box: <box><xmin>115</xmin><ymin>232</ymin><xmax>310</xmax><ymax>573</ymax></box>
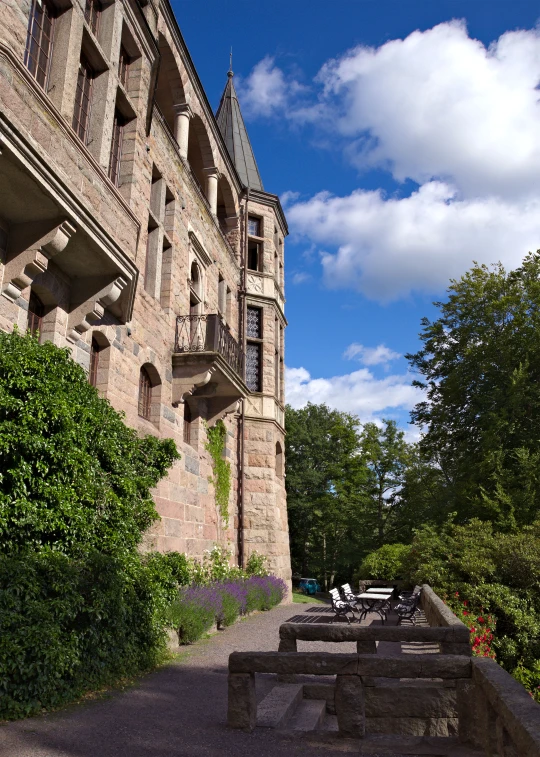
<box><xmin>206</xmin><ymin>420</ymin><xmax>231</xmax><ymax>525</ymax></box>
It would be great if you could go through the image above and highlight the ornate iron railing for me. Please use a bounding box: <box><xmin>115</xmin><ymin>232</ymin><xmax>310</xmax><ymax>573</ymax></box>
<box><xmin>175</xmin><ymin>314</ymin><xmax>244</xmax><ymax>378</ymax></box>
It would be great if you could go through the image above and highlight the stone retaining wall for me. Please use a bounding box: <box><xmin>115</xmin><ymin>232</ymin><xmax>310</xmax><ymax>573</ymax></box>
<box><xmin>228</xmin><ymin>650</ymin><xmax>540</xmax><ymax>752</ymax></box>
<box><xmin>228</xmin><ymin>651</ymin><xmax>470</xmax><ymax>737</ymax></box>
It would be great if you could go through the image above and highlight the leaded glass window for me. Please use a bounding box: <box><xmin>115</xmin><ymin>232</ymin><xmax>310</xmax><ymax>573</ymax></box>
<box><xmin>247</xmin><ymin>307</ymin><xmax>261</xmax><ymax>339</ymax></box>
<box><xmin>246</xmin><ymin>342</ymin><xmax>261</xmax><ymax>392</ymax></box>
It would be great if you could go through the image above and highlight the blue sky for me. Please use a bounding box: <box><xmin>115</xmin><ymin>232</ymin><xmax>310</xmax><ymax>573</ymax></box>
<box><xmin>173</xmin><ymin>0</ymin><xmax>540</xmax><ymax>438</ymax></box>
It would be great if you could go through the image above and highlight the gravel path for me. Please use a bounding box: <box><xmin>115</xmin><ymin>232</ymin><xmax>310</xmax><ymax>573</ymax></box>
<box><xmin>0</xmin><ymin>603</ymin><xmax>479</xmax><ymax>757</ymax></box>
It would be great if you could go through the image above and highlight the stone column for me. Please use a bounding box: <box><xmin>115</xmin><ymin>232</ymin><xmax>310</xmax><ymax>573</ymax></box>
<box><xmin>173</xmin><ymin>103</ymin><xmax>193</xmax><ymax>160</ymax></box>
<box><xmin>204</xmin><ymin>167</ymin><xmax>219</xmax><ymax>216</ymax></box>
<box><xmin>335</xmin><ymin>674</ymin><xmax>365</xmax><ymax>738</ymax></box>
<box><xmin>227</xmin><ymin>673</ymin><xmax>256</xmax><ymax>731</ymax></box>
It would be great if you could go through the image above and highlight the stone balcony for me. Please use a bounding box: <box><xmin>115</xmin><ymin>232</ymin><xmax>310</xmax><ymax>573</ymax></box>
<box><xmin>172</xmin><ymin>313</ymin><xmax>248</xmax><ymax>423</ymax></box>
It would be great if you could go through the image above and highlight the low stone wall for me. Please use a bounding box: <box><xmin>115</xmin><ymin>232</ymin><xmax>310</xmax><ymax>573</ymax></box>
<box><xmin>278</xmin><ymin>621</ymin><xmax>470</xmax><ymax>655</ymax></box>
<box><xmin>459</xmin><ymin>658</ymin><xmax>540</xmax><ymax>757</ymax></box>
<box><xmin>228</xmin><ymin>650</ymin><xmax>540</xmax><ymax>751</ymax></box>
<box><xmin>228</xmin><ymin>651</ymin><xmax>471</xmax><ymax>736</ymax></box>
<box><xmin>419</xmin><ymin>584</ymin><xmax>471</xmax><ymax>655</ymax></box>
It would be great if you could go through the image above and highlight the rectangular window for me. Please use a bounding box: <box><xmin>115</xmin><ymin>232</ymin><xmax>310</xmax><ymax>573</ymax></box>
<box><xmin>72</xmin><ymin>56</ymin><xmax>94</xmax><ymax>144</ymax></box>
<box><xmin>27</xmin><ymin>290</ymin><xmax>44</xmax><ymax>339</ymax></box>
<box><xmin>247</xmin><ymin>216</ymin><xmax>261</xmax><ymax>237</ymax></box>
<box><xmin>247</xmin><ymin>307</ymin><xmax>262</xmax><ymax>339</ymax></box>
<box><xmin>89</xmin><ymin>337</ymin><xmax>101</xmax><ymax>387</ymax></box>
<box><xmin>108</xmin><ymin>110</ymin><xmax>125</xmax><ymax>186</ymax></box>
<box><xmin>84</xmin><ymin>0</ymin><xmax>102</xmax><ymax>36</ymax></box>
<box><xmin>118</xmin><ymin>45</ymin><xmax>131</xmax><ymax>88</ymax></box>
<box><xmin>24</xmin><ymin>0</ymin><xmax>55</xmax><ymax>90</ymax></box>
<box><xmin>247</xmin><ymin>240</ymin><xmax>261</xmax><ymax>271</ymax></box>
<box><xmin>246</xmin><ymin>342</ymin><xmax>262</xmax><ymax>393</ymax></box>
<box><xmin>218</xmin><ymin>275</ymin><xmax>226</xmax><ymax>315</ymax></box>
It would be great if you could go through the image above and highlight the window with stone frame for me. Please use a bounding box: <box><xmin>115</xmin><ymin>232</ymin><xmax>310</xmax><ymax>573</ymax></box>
<box><xmin>138</xmin><ymin>366</ymin><xmax>153</xmax><ymax>420</ymax></box>
<box><xmin>246</xmin><ymin>306</ymin><xmax>263</xmax><ymax>392</ymax></box>
<box><xmin>218</xmin><ymin>275</ymin><xmax>226</xmax><ymax>316</ymax></box>
<box><xmin>276</xmin><ymin>441</ymin><xmax>284</xmax><ymax>478</ymax></box>
<box><xmin>72</xmin><ymin>55</ymin><xmax>94</xmax><ymax>144</ymax></box>
<box><xmin>24</xmin><ymin>0</ymin><xmax>55</xmax><ymax>90</ymax></box>
<box><xmin>183</xmin><ymin>402</ymin><xmax>192</xmax><ymax>445</ymax></box>
<box><xmin>84</xmin><ymin>0</ymin><xmax>102</xmax><ymax>36</ymax></box>
<box><xmin>247</xmin><ymin>216</ymin><xmax>263</xmax><ymax>272</ymax></box>
<box><xmin>27</xmin><ymin>289</ymin><xmax>45</xmax><ymax>339</ymax></box>
<box><xmin>118</xmin><ymin>44</ymin><xmax>131</xmax><ymax>88</ymax></box>
<box><xmin>89</xmin><ymin>336</ymin><xmax>101</xmax><ymax>387</ymax></box>
<box><xmin>108</xmin><ymin>109</ymin><xmax>125</xmax><ymax>186</ymax></box>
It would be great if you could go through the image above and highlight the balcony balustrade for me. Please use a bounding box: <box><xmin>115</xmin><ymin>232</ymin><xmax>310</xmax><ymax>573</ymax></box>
<box><xmin>172</xmin><ymin>314</ymin><xmax>247</xmax><ymax>424</ymax></box>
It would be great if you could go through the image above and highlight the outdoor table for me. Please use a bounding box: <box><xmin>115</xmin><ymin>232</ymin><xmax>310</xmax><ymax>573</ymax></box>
<box><xmin>366</xmin><ymin>587</ymin><xmax>393</xmax><ymax>594</ymax></box>
<box><xmin>356</xmin><ymin>592</ymin><xmax>391</xmax><ymax>623</ymax></box>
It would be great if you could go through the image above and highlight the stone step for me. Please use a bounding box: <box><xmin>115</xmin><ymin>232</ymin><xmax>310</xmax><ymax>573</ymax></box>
<box><xmin>256</xmin><ymin>683</ymin><xmax>303</xmax><ymax>728</ymax></box>
<box><xmin>286</xmin><ymin>699</ymin><xmax>326</xmax><ymax>731</ymax></box>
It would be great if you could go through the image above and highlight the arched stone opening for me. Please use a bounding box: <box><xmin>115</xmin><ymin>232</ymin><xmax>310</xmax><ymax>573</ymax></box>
<box><xmin>216</xmin><ymin>174</ymin><xmax>237</xmax><ymax>231</ymax></box>
<box><xmin>276</xmin><ymin>441</ymin><xmax>284</xmax><ymax>479</ymax></box>
<box><xmin>187</xmin><ymin>114</ymin><xmax>214</xmax><ymax>198</ymax></box>
<box><xmin>138</xmin><ymin>362</ymin><xmax>162</xmax><ymax>427</ymax></box>
<box><xmin>89</xmin><ymin>330</ymin><xmax>111</xmax><ymax>395</ymax></box>
<box><xmin>155</xmin><ymin>34</ymin><xmax>186</xmax><ymax>133</ymax></box>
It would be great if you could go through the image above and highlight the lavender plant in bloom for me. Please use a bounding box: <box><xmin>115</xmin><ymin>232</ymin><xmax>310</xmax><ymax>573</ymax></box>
<box><xmin>171</xmin><ymin>573</ymin><xmax>286</xmax><ymax>644</ymax></box>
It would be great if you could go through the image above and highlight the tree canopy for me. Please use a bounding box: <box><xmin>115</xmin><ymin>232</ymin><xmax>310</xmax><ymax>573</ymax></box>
<box><xmin>407</xmin><ymin>252</ymin><xmax>540</xmax><ymax>529</ymax></box>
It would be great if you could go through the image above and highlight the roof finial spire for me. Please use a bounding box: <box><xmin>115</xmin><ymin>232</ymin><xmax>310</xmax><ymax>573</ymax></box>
<box><xmin>228</xmin><ymin>47</ymin><xmax>233</xmax><ymax>77</ymax></box>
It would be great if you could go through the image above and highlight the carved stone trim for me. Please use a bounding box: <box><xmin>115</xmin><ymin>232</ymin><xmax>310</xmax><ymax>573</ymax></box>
<box><xmin>66</xmin><ymin>276</ymin><xmax>127</xmax><ymax>342</ymax></box>
<box><xmin>1</xmin><ymin>220</ymin><xmax>77</xmax><ymax>303</ymax></box>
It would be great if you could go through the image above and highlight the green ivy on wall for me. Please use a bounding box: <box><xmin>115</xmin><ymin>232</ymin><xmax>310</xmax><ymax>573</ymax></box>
<box><xmin>206</xmin><ymin>420</ymin><xmax>231</xmax><ymax>525</ymax></box>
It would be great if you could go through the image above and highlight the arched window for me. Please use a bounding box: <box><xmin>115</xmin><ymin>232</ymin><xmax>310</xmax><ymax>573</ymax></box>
<box><xmin>89</xmin><ymin>336</ymin><xmax>101</xmax><ymax>387</ymax></box>
<box><xmin>28</xmin><ymin>289</ymin><xmax>44</xmax><ymax>339</ymax></box>
<box><xmin>138</xmin><ymin>366</ymin><xmax>153</xmax><ymax>420</ymax></box>
<box><xmin>276</xmin><ymin>441</ymin><xmax>284</xmax><ymax>479</ymax></box>
<box><xmin>183</xmin><ymin>402</ymin><xmax>192</xmax><ymax>445</ymax></box>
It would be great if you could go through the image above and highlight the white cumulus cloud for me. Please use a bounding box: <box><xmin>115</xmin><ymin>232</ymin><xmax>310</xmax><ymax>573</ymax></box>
<box><xmin>277</xmin><ymin>22</ymin><xmax>540</xmax><ymax>300</ymax></box>
<box><xmin>316</xmin><ymin>21</ymin><xmax>540</xmax><ymax>200</ymax></box>
<box><xmin>288</xmin><ymin>183</ymin><xmax>540</xmax><ymax>300</ymax></box>
<box><xmin>344</xmin><ymin>343</ymin><xmax>401</xmax><ymax>366</ymax></box>
<box><xmin>236</xmin><ymin>56</ymin><xmax>303</xmax><ymax>118</ymax></box>
<box><xmin>285</xmin><ymin>365</ymin><xmax>422</xmax><ymax>424</ymax></box>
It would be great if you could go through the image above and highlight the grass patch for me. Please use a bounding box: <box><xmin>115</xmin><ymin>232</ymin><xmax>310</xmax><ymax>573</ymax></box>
<box><xmin>292</xmin><ymin>591</ymin><xmax>326</xmax><ymax>605</ymax></box>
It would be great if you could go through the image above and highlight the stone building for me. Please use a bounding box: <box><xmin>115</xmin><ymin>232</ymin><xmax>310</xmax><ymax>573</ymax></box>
<box><xmin>0</xmin><ymin>0</ymin><xmax>291</xmax><ymax>584</ymax></box>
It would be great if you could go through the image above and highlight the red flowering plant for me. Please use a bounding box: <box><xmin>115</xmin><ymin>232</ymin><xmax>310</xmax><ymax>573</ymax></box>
<box><xmin>445</xmin><ymin>591</ymin><xmax>496</xmax><ymax>659</ymax></box>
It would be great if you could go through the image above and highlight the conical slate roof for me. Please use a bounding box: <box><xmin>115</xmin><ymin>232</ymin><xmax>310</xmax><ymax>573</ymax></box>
<box><xmin>216</xmin><ymin>70</ymin><xmax>264</xmax><ymax>191</ymax></box>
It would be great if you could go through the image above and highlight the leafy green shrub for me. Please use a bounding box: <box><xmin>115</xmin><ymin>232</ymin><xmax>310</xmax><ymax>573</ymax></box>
<box><xmin>0</xmin><ymin>551</ymin><xmax>175</xmax><ymax>720</ymax></box>
<box><xmin>246</xmin><ymin>551</ymin><xmax>269</xmax><ymax>576</ymax></box>
<box><xmin>358</xmin><ymin>543</ymin><xmax>410</xmax><ymax>580</ymax></box>
<box><xmin>405</xmin><ymin>519</ymin><xmax>540</xmax><ymax>699</ymax></box>
<box><xmin>0</xmin><ymin>330</ymin><xmax>180</xmax><ymax>558</ymax></box>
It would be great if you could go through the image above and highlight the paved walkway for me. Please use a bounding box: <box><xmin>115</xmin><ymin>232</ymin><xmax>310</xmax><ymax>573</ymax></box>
<box><xmin>0</xmin><ymin>603</ymin><xmax>480</xmax><ymax>757</ymax></box>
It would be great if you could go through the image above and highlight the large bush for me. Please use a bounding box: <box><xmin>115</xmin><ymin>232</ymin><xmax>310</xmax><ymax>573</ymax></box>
<box><xmin>0</xmin><ymin>551</ymin><xmax>177</xmax><ymax>719</ymax></box>
<box><xmin>358</xmin><ymin>543</ymin><xmax>410</xmax><ymax>580</ymax></box>
<box><xmin>405</xmin><ymin>519</ymin><xmax>540</xmax><ymax>701</ymax></box>
<box><xmin>0</xmin><ymin>330</ymin><xmax>179</xmax><ymax>558</ymax></box>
